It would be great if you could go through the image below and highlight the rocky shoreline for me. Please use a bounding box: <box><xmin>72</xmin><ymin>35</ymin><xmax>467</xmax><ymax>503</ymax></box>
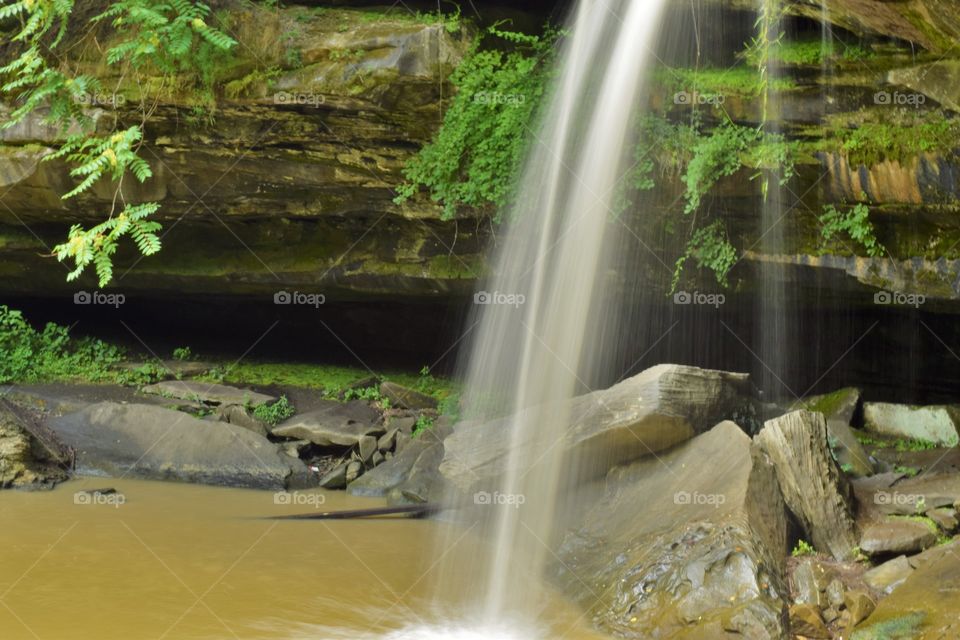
<box><xmin>3</xmin><ymin>362</ymin><xmax>960</xmax><ymax>638</ymax></box>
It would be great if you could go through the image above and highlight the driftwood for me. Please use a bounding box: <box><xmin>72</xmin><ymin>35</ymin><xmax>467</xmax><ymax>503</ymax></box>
<box><xmin>267</xmin><ymin>504</ymin><xmax>442</xmax><ymax>520</ymax></box>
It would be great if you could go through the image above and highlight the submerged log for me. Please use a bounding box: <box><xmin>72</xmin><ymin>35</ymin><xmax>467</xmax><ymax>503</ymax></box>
<box><xmin>267</xmin><ymin>504</ymin><xmax>442</xmax><ymax>520</ymax></box>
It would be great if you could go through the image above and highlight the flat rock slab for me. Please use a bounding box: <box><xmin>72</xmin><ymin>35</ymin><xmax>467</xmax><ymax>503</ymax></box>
<box><xmin>441</xmin><ymin>364</ymin><xmax>753</xmax><ymax>492</ymax></box>
<box><xmin>556</xmin><ymin>421</ymin><xmax>788</xmax><ymax>639</ymax></box>
<box><xmin>272</xmin><ymin>400</ymin><xmax>382</xmax><ymax>446</ymax></box>
<box><xmin>50</xmin><ymin>402</ymin><xmax>310</xmax><ymax>490</ymax></box>
<box><xmin>860</xmin><ymin>520</ymin><xmax>937</xmax><ymax>556</ymax></box>
<box><xmin>863</xmin><ymin>402</ymin><xmax>960</xmax><ymax>446</ymax></box>
<box><xmin>141</xmin><ymin>381</ymin><xmax>276</xmax><ymax>407</ymax></box>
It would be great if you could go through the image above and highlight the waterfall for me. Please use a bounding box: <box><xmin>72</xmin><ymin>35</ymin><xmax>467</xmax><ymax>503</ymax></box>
<box><xmin>436</xmin><ymin>0</ymin><xmax>671</xmax><ymax>632</ymax></box>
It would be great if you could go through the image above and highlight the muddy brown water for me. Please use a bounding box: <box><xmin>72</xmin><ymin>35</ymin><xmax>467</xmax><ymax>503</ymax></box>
<box><xmin>0</xmin><ymin>478</ymin><xmax>606</xmax><ymax>639</ymax></box>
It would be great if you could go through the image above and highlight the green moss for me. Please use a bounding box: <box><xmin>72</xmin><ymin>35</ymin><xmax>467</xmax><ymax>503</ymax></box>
<box><xmin>810</xmin><ymin>115</ymin><xmax>960</xmax><ymax>167</ymax></box>
<box><xmin>653</xmin><ymin>66</ymin><xmax>795</xmax><ymax>97</ymax></box>
<box><xmin>851</xmin><ymin>613</ymin><xmax>925</xmax><ymax>640</ymax></box>
<box><xmin>793</xmin><ymin>388</ymin><xmax>855</xmax><ymax>418</ymax></box>
<box><xmin>741</xmin><ymin>39</ymin><xmax>874</xmax><ymax>67</ymax></box>
<box><xmin>855</xmin><ymin>433</ymin><xmax>939</xmax><ymax>452</ymax></box>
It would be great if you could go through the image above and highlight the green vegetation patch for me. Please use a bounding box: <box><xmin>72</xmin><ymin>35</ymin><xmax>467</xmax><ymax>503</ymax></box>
<box><xmin>395</xmin><ymin>24</ymin><xmax>560</xmax><ymax>221</ymax></box>
<box><xmin>0</xmin><ymin>306</ymin><xmax>125</xmax><ymax>384</ymax></box>
<box><xmin>198</xmin><ymin>362</ymin><xmax>456</xmax><ymax>402</ymax></box>
<box><xmin>653</xmin><ymin>66</ymin><xmax>795</xmax><ymax>98</ymax></box>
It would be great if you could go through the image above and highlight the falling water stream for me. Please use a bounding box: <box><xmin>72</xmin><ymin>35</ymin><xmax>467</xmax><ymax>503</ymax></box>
<box><xmin>419</xmin><ymin>0</ymin><xmax>671</xmax><ymax>635</ymax></box>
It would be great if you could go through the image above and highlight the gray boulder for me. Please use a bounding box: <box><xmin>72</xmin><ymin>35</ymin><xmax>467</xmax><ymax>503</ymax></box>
<box><xmin>441</xmin><ymin>364</ymin><xmax>754</xmax><ymax>492</ymax></box>
<box><xmin>347</xmin><ymin>437</ymin><xmax>433</xmax><ymax>497</ymax></box>
<box><xmin>271</xmin><ymin>400</ymin><xmax>382</xmax><ymax>446</ymax></box>
<box><xmin>863</xmin><ymin>402</ymin><xmax>960</xmax><ymax>446</ymax></box>
<box><xmin>556</xmin><ymin>421</ymin><xmax>788</xmax><ymax>639</ymax></box>
<box><xmin>50</xmin><ymin>402</ymin><xmax>311</xmax><ymax>490</ymax></box>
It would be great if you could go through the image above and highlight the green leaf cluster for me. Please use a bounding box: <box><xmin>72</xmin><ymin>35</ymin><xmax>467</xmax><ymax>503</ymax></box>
<box><xmin>0</xmin><ymin>0</ymin><xmax>236</xmax><ymax>286</ymax></box>
<box><xmin>394</xmin><ymin>24</ymin><xmax>560</xmax><ymax>221</ymax></box>
<box><xmin>819</xmin><ymin>203</ymin><xmax>884</xmax><ymax>257</ymax></box>
<box><xmin>0</xmin><ymin>305</ymin><xmax>125</xmax><ymax>383</ymax></box>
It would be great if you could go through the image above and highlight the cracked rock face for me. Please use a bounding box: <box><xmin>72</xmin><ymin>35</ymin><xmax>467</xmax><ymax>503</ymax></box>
<box><xmin>556</xmin><ymin>421</ymin><xmax>789</xmax><ymax>639</ymax></box>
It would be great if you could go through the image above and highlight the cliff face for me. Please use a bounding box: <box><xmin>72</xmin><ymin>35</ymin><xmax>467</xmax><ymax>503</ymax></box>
<box><xmin>0</xmin><ymin>5</ymin><xmax>487</xmax><ymax>301</ymax></box>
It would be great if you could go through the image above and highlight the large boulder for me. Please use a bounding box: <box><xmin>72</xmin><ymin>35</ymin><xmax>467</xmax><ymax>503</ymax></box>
<box><xmin>440</xmin><ymin>364</ymin><xmax>755</xmax><ymax>492</ymax></box>
<box><xmin>271</xmin><ymin>400</ymin><xmax>382</xmax><ymax>446</ymax></box>
<box><xmin>755</xmin><ymin>410</ymin><xmax>859</xmax><ymax>560</ymax></box>
<box><xmin>863</xmin><ymin>402</ymin><xmax>960</xmax><ymax>446</ymax></box>
<box><xmin>556</xmin><ymin>421</ymin><xmax>789</xmax><ymax>639</ymax></box>
<box><xmin>50</xmin><ymin>402</ymin><xmax>311</xmax><ymax>490</ymax></box>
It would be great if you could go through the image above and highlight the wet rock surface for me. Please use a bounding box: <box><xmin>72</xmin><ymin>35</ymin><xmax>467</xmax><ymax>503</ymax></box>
<box><xmin>49</xmin><ymin>402</ymin><xmax>311</xmax><ymax>490</ymax></box>
<box><xmin>556</xmin><ymin>421</ymin><xmax>788</xmax><ymax>639</ymax></box>
<box><xmin>441</xmin><ymin>364</ymin><xmax>755</xmax><ymax>492</ymax></box>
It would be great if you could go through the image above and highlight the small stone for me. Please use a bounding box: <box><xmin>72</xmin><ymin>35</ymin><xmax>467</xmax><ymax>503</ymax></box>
<box><xmin>372</xmin><ymin>451</ymin><xmax>384</xmax><ymax>466</ymax></box>
<box><xmin>863</xmin><ymin>555</ymin><xmax>913</xmax><ymax>593</ymax></box>
<box><xmin>788</xmin><ymin>603</ymin><xmax>830</xmax><ymax>639</ymax></box>
<box><xmin>345</xmin><ymin>460</ymin><xmax>363</xmax><ymax>483</ymax></box>
<box><xmin>926</xmin><ymin>507</ymin><xmax>958</xmax><ymax>532</ymax></box>
<box><xmin>385</xmin><ymin>416</ymin><xmax>417</xmax><ymax>435</ymax></box>
<box><xmin>825</xmin><ymin>578</ymin><xmax>845</xmax><ymax>608</ymax></box>
<box><xmin>791</xmin><ymin>558</ymin><xmax>822</xmax><ymax>606</ymax></box>
<box><xmin>358</xmin><ymin>435</ymin><xmax>377</xmax><ymax>464</ymax></box>
<box><xmin>319</xmin><ymin>463</ymin><xmax>348</xmax><ymax>489</ymax></box>
<box><xmin>843</xmin><ymin>590</ymin><xmax>876</xmax><ymax>626</ymax></box>
<box><xmin>378</xmin><ymin>428</ymin><xmax>399</xmax><ymax>452</ymax></box>
<box><xmin>860</xmin><ymin>520</ymin><xmax>937</xmax><ymax>556</ymax></box>
<box><xmin>384</xmin><ymin>451</ymin><xmax>393</xmax><ymax>460</ymax></box>
<box><xmin>395</xmin><ymin>431</ymin><xmax>411</xmax><ymax>453</ymax></box>
<box><xmin>822</xmin><ymin>606</ymin><xmax>841</xmax><ymax>624</ymax></box>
